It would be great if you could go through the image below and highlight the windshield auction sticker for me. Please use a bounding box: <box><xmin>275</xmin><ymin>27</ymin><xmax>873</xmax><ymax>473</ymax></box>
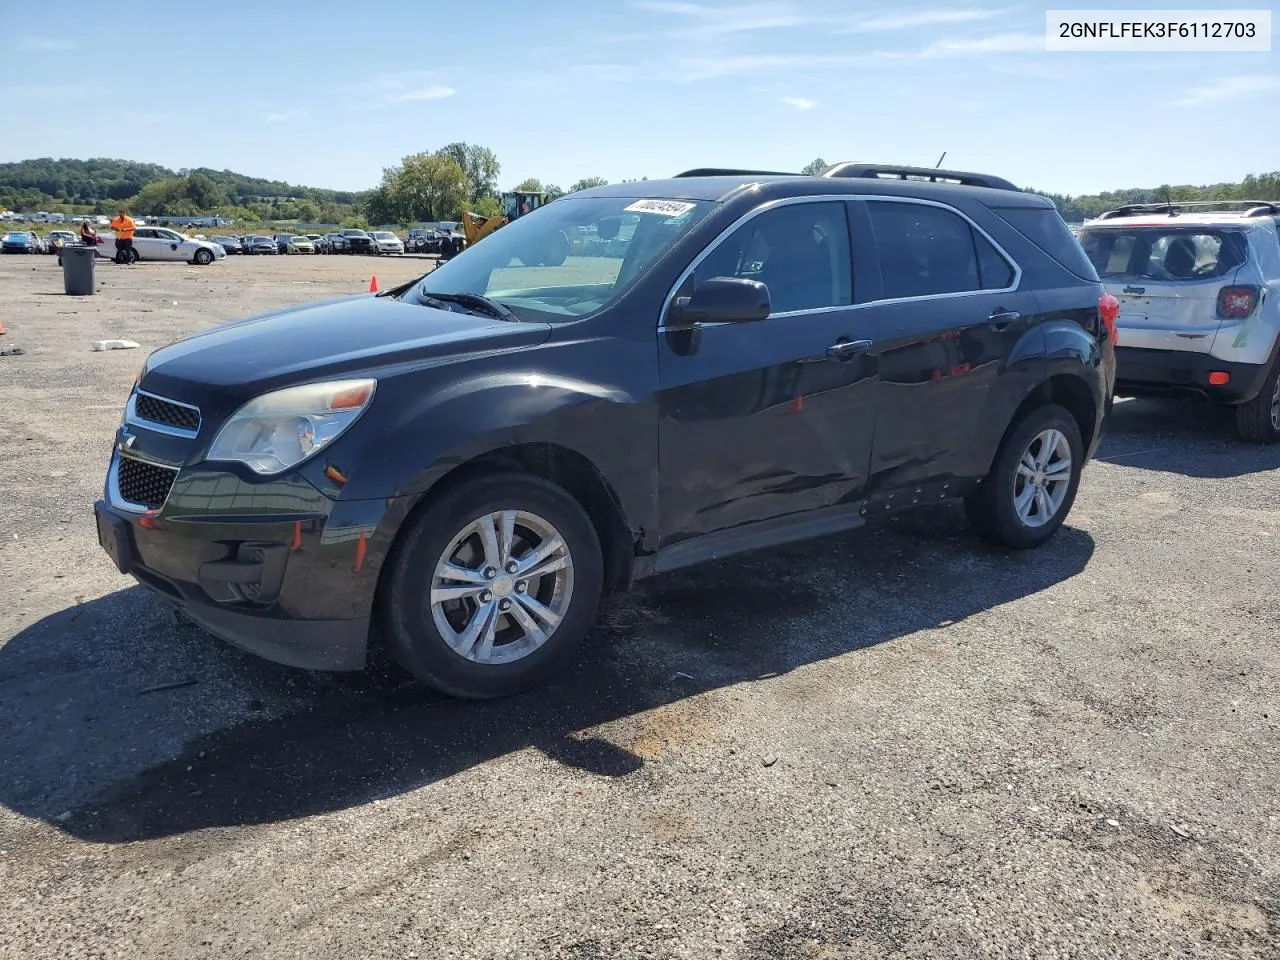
<box><xmin>1047</xmin><ymin>10</ymin><xmax>1271</xmax><ymax>50</ymax></box>
<box><xmin>624</xmin><ymin>199</ymin><xmax>697</xmax><ymax>217</ymax></box>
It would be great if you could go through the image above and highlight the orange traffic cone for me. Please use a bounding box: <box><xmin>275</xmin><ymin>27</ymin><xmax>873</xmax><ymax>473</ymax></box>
<box><xmin>0</xmin><ymin>321</ymin><xmax>6</xmax><ymax>336</ymax></box>
<box><xmin>368</xmin><ymin>276</ymin><xmax>378</xmax><ymax>293</ymax></box>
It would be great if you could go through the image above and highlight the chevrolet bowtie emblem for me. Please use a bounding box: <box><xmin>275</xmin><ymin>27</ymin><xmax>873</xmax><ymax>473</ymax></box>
<box><xmin>117</xmin><ymin>428</ymin><xmax>137</xmax><ymax>451</ymax></box>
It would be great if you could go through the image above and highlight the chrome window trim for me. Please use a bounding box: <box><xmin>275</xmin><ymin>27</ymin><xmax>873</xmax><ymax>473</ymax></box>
<box><xmin>107</xmin><ymin>449</ymin><xmax>179</xmax><ymax>514</ymax></box>
<box><xmin>657</xmin><ymin>193</ymin><xmax>1023</xmax><ymax>332</ymax></box>
<box><xmin>126</xmin><ymin>388</ymin><xmax>202</xmax><ymax>438</ymax></box>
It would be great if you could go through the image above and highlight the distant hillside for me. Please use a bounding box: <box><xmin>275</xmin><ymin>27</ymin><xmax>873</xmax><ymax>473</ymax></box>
<box><xmin>0</xmin><ymin>157</ymin><xmax>367</xmax><ymax>214</ymax></box>
<box><xmin>1029</xmin><ymin>171</ymin><xmax>1280</xmax><ymax>222</ymax></box>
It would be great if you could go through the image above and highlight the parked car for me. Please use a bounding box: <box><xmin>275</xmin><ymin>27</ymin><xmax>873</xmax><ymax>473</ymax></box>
<box><xmin>97</xmin><ymin>227</ymin><xmax>226</xmax><ymax>264</ymax></box>
<box><xmin>273</xmin><ymin>233</ymin><xmax>296</xmax><ymax>255</ymax></box>
<box><xmin>1</xmin><ymin>231</ymin><xmax>38</xmax><ymax>253</ymax></box>
<box><xmin>340</xmin><ymin>228</ymin><xmax>376</xmax><ymax>254</ymax></box>
<box><xmin>245</xmin><ymin>235</ymin><xmax>278</xmax><ymax>255</ymax></box>
<box><xmin>46</xmin><ymin>230</ymin><xmax>78</xmax><ymax>253</ymax></box>
<box><xmin>94</xmin><ymin>162</ymin><xmax>1115</xmax><ymax>700</ymax></box>
<box><xmin>286</xmin><ymin>235</ymin><xmax>316</xmax><ymax>254</ymax></box>
<box><xmin>322</xmin><ymin>232</ymin><xmax>347</xmax><ymax>254</ymax></box>
<box><xmin>306</xmin><ymin>234</ymin><xmax>325</xmax><ymax>250</ymax></box>
<box><xmin>211</xmin><ymin>235</ymin><xmax>243</xmax><ymax>254</ymax></box>
<box><xmin>407</xmin><ymin>227</ymin><xmax>442</xmax><ymax>253</ymax></box>
<box><xmin>1078</xmin><ymin>201</ymin><xmax>1280</xmax><ymax>442</ymax></box>
<box><xmin>370</xmin><ymin>230</ymin><xmax>405</xmax><ymax>255</ymax></box>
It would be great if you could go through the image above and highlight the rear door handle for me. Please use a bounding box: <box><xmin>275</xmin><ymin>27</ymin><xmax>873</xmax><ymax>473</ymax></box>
<box><xmin>988</xmin><ymin>309</ymin><xmax>1020</xmax><ymax>331</ymax></box>
<box><xmin>826</xmin><ymin>338</ymin><xmax>872</xmax><ymax>361</ymax></box>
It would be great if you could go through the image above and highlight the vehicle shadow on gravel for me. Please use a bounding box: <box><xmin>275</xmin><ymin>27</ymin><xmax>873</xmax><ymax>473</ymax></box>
<box><xmin>0</xmin><ymin>504</ymin><xmax>1093</xmax><ymax>843</ymax></box>
<box><xmin>1097</xmin><ymin>398</ymin><xmax>1280</xmax><ymax>478</ymax></box>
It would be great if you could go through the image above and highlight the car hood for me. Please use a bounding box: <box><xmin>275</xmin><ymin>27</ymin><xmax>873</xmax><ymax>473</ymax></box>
<box><xmin>141</xmin><ymin>294</ymin><xmax>553</xmax><ymax>401</ymax></box>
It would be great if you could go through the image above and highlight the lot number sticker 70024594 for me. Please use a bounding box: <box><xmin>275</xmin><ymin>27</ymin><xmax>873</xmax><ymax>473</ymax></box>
<box><xmin>624</xmin><ymin>199</ymin><xmax>697</xmax><ymax>217</ymax></box>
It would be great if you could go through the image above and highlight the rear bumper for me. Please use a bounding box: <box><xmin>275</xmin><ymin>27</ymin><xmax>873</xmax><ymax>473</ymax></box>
<box><xmin>1114</xmin><ymin>346</ymin><xmax>1271</xmax><ymax>405</ymax></box>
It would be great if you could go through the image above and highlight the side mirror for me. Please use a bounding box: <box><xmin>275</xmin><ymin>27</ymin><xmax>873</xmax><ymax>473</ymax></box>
<box><xmin>668</xmin><ymin>277</ymin><xmax>771</xmax><ymax>326</ymax></box>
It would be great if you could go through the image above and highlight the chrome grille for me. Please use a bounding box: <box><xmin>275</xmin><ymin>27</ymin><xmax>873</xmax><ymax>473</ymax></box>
<box><xmin>134</xmin><ymin>392</ymin><xmax>201</xmax><ymax>433</ymax></box>
<box><xmin>117</xmin><ymin>455</ymin><xmax>177</xmax><ymax>509</ymax></box>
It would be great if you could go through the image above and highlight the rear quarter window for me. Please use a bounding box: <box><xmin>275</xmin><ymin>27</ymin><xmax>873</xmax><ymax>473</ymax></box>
<box><xmin>992</xmin><ymin>206</ymin><xmax>1098</xmax><ymax>281</ymax></box>
<box><xmin>1077</xmin><ymin>228</ymin><xmax>1248</xmax><ymax>281</ymax></box>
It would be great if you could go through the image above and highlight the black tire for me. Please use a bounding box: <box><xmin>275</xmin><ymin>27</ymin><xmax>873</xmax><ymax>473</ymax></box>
<box><xmin>193</xmin><ymin>248</ymin><xmax>213</xmax><ymax>265</ymax></box>
<box><xmin>380</xmin><ymin>472</ymin><xmax>604</xmax><ymax>699</ymax></box>
<box><xmin>1234</xmin><ymin>358</ymin><xmax>1280</xmax><ymax>443</ymax></box>
<box><xmin>964</xmin><ymin>403</ymin><xmax>1084</xmax><ymax>549</ymax></box>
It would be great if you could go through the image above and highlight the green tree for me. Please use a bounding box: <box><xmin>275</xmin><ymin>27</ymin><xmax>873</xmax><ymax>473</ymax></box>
<box><xmin>373</xmin><ymin>153</ymin><xmax>470</xmax><ymax>222</ymax></box>
<box><xmin>544</xmin><ymin>184</ymin><xmax>565</xmax><ymax>201</ymax></box>
<box><xmin>470</xmin><ymin>195</ymin><xmax>502</xmax><ymax>218</ymax></box>
<box><xmin>295</xmin><ymin>200</ymin><xmax>319</xmax><ymax>223</ymax></box>
<box><xmin>568</xmin><ymin>177</ymin><xmax>608</xmax><ymax>193</ymax></box>
<box><xmin>514</xmin><ymin>177</ymin><xmax>544</xmax><ymax>193</ymax></box>
<box><xmin>436</xmin><ymin>142</ymin><xmax>501</xmax><ymax>202</ymax></box>
<box><xmin>800</xmin><ymin>158</ymin><xmax>828</xmax><ymax>176</ymax></box>
<box><xmin>184</xmin><ymin>171</ymin><xmax>226</xmax><ymax>209</ymax></box>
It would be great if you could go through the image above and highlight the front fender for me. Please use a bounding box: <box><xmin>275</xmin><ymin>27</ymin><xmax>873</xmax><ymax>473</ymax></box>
<box><xmin>298</xmin><ymin>366</ymin><xmax>658</xmax><ymax>542</ymax></box>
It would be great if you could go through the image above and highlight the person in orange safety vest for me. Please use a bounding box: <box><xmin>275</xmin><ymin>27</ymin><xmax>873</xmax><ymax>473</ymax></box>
<box><xmin>110</xmin><ymin>209</ymin><xmax>136</xmax><ymax>264</ymax></box>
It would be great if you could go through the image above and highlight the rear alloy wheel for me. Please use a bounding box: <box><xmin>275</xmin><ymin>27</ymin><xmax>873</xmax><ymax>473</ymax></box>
<box><xmin>194</xmin><ymin>248</ymin><xmax>213</xmax><ymax>265</ymax></box>
<box><xmin>966</xmin><ymin>403</ymin><xmax>1084</xmax><ymax>549</ymax></box>
<box><xmin>381</xmin><ymin>473</ymin><xmax>603</xmax><ymax>699</ymax></box>
<box><xmin>1235</xmin><ymin>359</ymin><xmax>1280</xmax><ymax>443</ymax></box>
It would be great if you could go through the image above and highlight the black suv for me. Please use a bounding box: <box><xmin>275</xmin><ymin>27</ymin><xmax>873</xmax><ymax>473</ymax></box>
<box><xmin>94</xmin><ymin>163</ymin><xmax>1116</xmax><ymax>699</ymax></box>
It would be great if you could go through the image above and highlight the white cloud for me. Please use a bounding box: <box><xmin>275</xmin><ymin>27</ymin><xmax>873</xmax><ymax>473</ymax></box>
<box><xmin>393</xmin><ymin>85</ymin><xmax>457</xmax><ymax>102</ymax></box>
<box><xmin>781</xmin><ymin>96</ymin><xmax>817</xmax><ymax>109</ymax></box>
<box><xmin>838</xmin><ymin>8</ymin><xmax>1004</xmax><ymax>33</ymax></box>
<box><xmin>1170</xmin><ymin>75</ymin><xmax>1280</xmax><ymax>107</ymax></box>
<box><xmin>120</xmin><ymin>112</ymin><xmax>173</xmax><ymax>126</ymax></box>
<box><xmin>19</xmin><ymin>36</ymin><xmax>76</xmax><ymax>51</ymax></box>
<box><xmin>265</xmin><ymin>109</ymin><xmax>303</xmax><ymax>122</ymax></box>
<box><xmin>631</xmin><ymin>0</ymin><xmax>808</xmax><ymax>34</ymax></box>
<box><xmin>905</xmin><ymin>31</ymin><xmax>1043</xmax><ymax>58</ymax></box>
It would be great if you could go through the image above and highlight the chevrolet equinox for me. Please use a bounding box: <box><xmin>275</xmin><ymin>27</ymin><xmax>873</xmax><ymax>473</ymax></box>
<box><xmin>95</xmin><ymin>163</ymin><xmax>1117</xmax><ymax>699</ymax></box>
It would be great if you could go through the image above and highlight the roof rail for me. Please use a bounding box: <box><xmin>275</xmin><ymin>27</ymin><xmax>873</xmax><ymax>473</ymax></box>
<box><xmin>673</xmin><ymin>167</ymin><xmax>800</xmax><ymax>178</ymax></box>
<box><xmin>1095</xmin><ymin>199</ymin><xmax>1280</xmax><ymax>219</ymax></box>
<box><xmin>821</xmin><ymin>162</ymin><xmax>1019</xmax><ymax>192</ymax></box>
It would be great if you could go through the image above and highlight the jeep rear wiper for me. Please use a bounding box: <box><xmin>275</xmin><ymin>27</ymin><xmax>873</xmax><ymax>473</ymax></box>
<box><xmin>420</xmin><ymin>291</ymin><xmax>519</xmax><ymax>323</ymax></box>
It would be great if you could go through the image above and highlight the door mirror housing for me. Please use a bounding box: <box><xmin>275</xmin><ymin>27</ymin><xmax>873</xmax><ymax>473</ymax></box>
<box><xmin>668</xmin><ymin>277</ymin><xmax>771</xmax><ymax>326</ymax></box>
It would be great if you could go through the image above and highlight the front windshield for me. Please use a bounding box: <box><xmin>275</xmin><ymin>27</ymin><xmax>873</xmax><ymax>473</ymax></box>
<box><xmin>412</xmin><ymin>196</ymin><xmax>714</xmax><ymax>320</ymax></box>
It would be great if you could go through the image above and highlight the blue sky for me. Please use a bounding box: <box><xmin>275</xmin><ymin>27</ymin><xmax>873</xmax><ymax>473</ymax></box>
<box><xmin>3</xmin><ymin>1</ymin><xmax>1277</xmax><ymax>196</ymax></box>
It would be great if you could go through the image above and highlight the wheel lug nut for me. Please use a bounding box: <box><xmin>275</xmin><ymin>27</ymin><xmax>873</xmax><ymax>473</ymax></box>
<box><xmin>479</xmin><ymin>591</ymin><xmax>493</xmax><ymax>603</ymax></box>
<box><xmin>483</xmin><ymin>567</ymin><xmax>497</xmax><ymax>579</ymax></box>
<box><xmin>499</xmin><ymin>599</ymin><xmax>512</xmax><ymax>611</ymax></box>
<box><xmin>515</xmin><ymin>581</ymin><xmax>527</xmax><ymax>593</ymax></box>
<box><xmin>505</xmin><ymin>561</ymin><xmax>519</xmax><ymax>574</ymax></box>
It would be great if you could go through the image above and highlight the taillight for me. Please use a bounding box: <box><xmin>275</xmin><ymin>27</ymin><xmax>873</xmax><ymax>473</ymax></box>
<box><xmin>1098</xmin><ymin>292</ymin><xmax>1120</xmax><ymax>344</ymax></box>
<box><xmin>1217</xmin><ymin>285</ymin><xmax>1259</xmax><ymax>319</ymax></box>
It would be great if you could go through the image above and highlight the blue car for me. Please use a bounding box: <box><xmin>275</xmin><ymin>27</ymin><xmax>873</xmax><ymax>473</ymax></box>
<box><xmin>2</xmin><ymin>231</ymin><xmax>38</xmax><ymax>254</ymax></box>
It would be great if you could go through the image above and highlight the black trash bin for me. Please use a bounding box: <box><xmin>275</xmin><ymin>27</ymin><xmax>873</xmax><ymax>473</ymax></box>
<box><xmin>62</xmin><ymin>244</ymin><xmax>96</xmax><ymax>296</ymax></box>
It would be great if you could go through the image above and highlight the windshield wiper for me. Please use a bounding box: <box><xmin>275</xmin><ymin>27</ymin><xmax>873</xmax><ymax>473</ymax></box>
<box><xmin>420</xmin><ymin>291</ymin><xmax>519</xmax><ymax>323</ymax></box>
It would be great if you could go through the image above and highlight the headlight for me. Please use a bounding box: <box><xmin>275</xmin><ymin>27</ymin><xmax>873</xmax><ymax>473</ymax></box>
<box><xmin>207</xmin><ymin>379</ymin><xmax>376</xmax><ymax>475</ymax></box>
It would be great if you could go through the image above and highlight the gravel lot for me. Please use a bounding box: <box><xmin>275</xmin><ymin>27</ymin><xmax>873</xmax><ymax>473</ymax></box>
<box><xmin>0</xmin><ymin>253</ymin><xmax>1277</xmax><ymax>959</ymax></box>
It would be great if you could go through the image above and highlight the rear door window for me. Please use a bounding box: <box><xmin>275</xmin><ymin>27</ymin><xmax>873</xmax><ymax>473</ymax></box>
<box><xmin>867</xmin><ymin>201</ymin><xmax>1001</xmax><ymax>299</ymax></box>
<box><xmin>1078</xmin><ymin>228</ymin><xmax>1248</xmax><ymax>281</ymax></box>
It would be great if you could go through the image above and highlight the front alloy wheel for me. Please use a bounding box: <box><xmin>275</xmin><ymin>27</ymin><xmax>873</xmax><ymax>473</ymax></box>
<box><xmin>381</xmin><ymin>472</ymin><xmax>603</xmax><ymax>698</ymax></box>
<box><xmin>431</xmin><ymin>510</ymin><xmax>574</xmax><ymax>665</ymax></box>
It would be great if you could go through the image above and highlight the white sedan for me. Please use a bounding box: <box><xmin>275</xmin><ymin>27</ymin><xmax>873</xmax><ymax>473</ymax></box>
<box><xmin>97</xmin><ymin>226</ymin><xmax>227</xmax><ymax>264</ymax></box>
<box><xmin>370</xmin><ymin>230</ymin><xmax>405</xmax><ymax>254</ymax></box>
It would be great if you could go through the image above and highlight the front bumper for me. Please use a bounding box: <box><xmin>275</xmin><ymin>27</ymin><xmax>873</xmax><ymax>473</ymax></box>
<box><xmin>94</xmin><ymin>453</ymin><xmax>393</xmax><ymax>672</ymax></box>
<box><xmin>1115</xmin><ymin>346</ymin><xmax>1272</xmax><ymax>405</ymax></box>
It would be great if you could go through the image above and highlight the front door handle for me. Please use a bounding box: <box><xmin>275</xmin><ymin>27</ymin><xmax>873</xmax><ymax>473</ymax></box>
<box><xmin>826</xmin><ymin>338</ymin><xmax>872</xmax><ymax>361</ymax></box>
<box><xmin>988</xmin><ymin>308</ymin><xmax>1021</xmax><ymax>331</ymax></box>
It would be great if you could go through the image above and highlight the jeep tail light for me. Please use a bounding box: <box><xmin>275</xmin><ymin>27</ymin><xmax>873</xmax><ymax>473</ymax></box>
<box><xmin>1098</xmin><ymin>293</ymin><xmax>1120</xmax><ymax>344</ymax></box>
<box><xmin>1217</xmin><ymin>285</ymin><xmax>1259</xmax><ymax>319</ymax></box>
